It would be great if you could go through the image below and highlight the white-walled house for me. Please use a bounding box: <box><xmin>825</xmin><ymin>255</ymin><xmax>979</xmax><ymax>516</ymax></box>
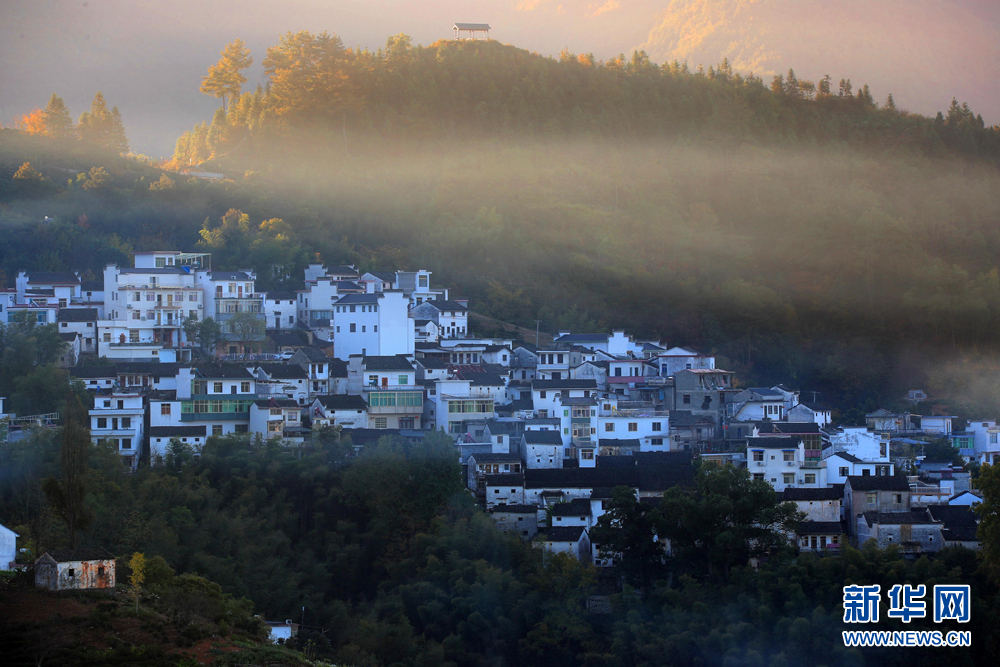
<box><xmin>249</xmin><ymin>399</ymin><xmax>305</xmax><ymax>441</ymax></box>
<box><xmin>331</xmin><ymin>292</ymin><xmax>414</xmax><ymax>361</ymax></box>
<box><xmin>263</xmin><ymin>291</ymin><xmax>298</xmax><ymax>330</ymax></box>
<box><xmin>149</xmin><ymin>425</ymin><xmax>209</xmax><ymax>460</ymax></box>
<box><xmin>826</xmin><ymin>427</ymin><xmax>891</xmax><ymax>466</ymax></box>
<box><xmin>728</xmin><ymin>388</ymin><xmax>787</xmax><ymax>421</ymax></box>
<box><xmin>825</xmin><ymin>451</ymin><xmax>893</xmax><ymax>486</ymax></box>
<box><xmin>0</xmin><ymin>523</ymin><xmax>19</xmax><ymax>570</ymax></box>
<box><xmin>56</xmin><ymin>308</ymin><xmax>98</xmax><ymax>354</ymax></box>
<box><xmin>522</xmin><ymin>430</ymin><xmax>564</xmax><ymax>469</ymax></box>
<box><xmin>788</xmin><ymin>402</ymin><xmax>832</xmax><ymax>427</ymax></box>
<box><xmin>89</xmin><ymin>391</ymin><xmax>145</xmax><ymax>470</ymax></box>
<box><xmin>346</xmin><ymin>355</ymin><xmax>423</xmax><ymax>429</ymax></box>
<box><xmin>310</xmin><ymin>395</ymin><xmax>369</xmax><ymax>428</ymax></box>
<box><xmin>656</xmin><ymin>347</ymin><xmax>715</xmax><ymax>377</ymax></box>
<box><xmin>746</xmin><ymin>437</ymin><xmax>825</xmax><ymax>492</ymax></box>
<box><xmin>409</xmin><ymin>299</ymin><xmax>469</xmax><ymax>339</ymax></box>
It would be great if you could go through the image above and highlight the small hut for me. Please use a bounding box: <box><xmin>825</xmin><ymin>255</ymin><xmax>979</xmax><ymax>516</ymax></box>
<box><xmin>453</xmin><ymin>23</ymin><xmax>491</xmax><ymax>40</ymax></box>
<box><xmin>35</xmin><ymin>549</ymin><xmax>116</xmax><ymax>591</ymax></box>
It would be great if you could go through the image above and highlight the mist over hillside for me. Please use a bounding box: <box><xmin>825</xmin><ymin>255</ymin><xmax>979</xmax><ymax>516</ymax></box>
<box><xmin>639</xmin><ymin>0</ymin><xmax>1000</xmax><ymax>121</ymax></box>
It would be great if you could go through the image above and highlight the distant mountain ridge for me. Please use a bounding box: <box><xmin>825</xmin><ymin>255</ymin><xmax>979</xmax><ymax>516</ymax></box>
<box><xmin>639</xmin><ymin>0</ymin><xmax>1000</xmax><ymax>121</ymax></box>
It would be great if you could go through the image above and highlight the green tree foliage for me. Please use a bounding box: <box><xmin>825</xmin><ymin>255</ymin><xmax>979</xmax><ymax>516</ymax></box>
<box><xmin>590</xmin><ymin>486</ymin><xmax>667</xmax><ymax>589</ymax></box>
<box><xmin>196</xmin><ymin>317</ymin><xmax>224</xmax><ymax>352</ymax></box>
<box><xmin>226</xmin><ymin>310</ymin><xmax>265</xmax><ymax>353</ymax></box>
<box><xmin>78</xmin><ymin>92</ymin><xmax>129</xmax><ymax>153</ymax></box>
<box><xmin>41</xmin><ymin>93</ymin><xmax>74</xmax><ymax>138</ymax></box>
<box><xmin>659</xmin><ymin>463</ymin><xmax>802</xmax><ymax>580</ymax></box>
<box><xmin>976</xmin><ymin>463</ymin><xmax>1000</xmax><ymax>581</ymax></box>
<box><xmin>41</xmin><ymin>394</ymin><xmax>93</xmax><ymax>549</ymax></box>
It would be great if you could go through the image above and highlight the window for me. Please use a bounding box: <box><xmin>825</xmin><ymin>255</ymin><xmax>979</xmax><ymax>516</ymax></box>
<box><xmin>121</xmin><ymin>438</ymin><xmax>131</xmax><ymax>450</ymax></box>
<box><xmin>652</xmin><ymin>421</ymin><xmax>662</xmax><ymax>431</ymax></box>
<box><xmin>866</xmin><ymin>492</ymin><xmax>877</xmax><ymax>505</ymax></box>
<box><xmin>753</xmin><ymin>473</ymin><xmax>764</xmax><ymax>481</ymax></box>
<box><xmin>683</xmin><ymin>394</ymin><xmax>691</xmax><ymax>404</ymax></box>
<box><xmin>783</xmin><ymin>451</ymin><xmax>794</xmax><ymax>461</ymax></box>
<box><xmin>241</xmin><ymin>382</ymin><xmax>250</xmax><ymax>393</ymax></box>
<box><xmin>361</xmin><ymin>325</ymin><xmax>366</xmax><ymax>332</ymax></box>
<box><xmin>103</xmin><ymin>333</ymin><xmax>111</xmax><ymax>342</ymax></box>
<box><xmin>117</xmin><ymin>400</ymin><xmax>124</xmax><ymax>409</ymax></box>
<box><xmin>213</xmin><ymin>425</ymin><xmax>223</xmax><ymax>435</ymax></box>
<box><xmin>374</xmin><ymin>417</ymin><xmax>388</xmax><ymax>429</ymax></box>
<box><xmin>213</xmin><ymin>382</ymin><xmax>223</xmax><ymax>393</ymax></box>
<box><xmin>628</xmin><ymin>422</ymin><xmax>638</xmax><ymax>432</ymax></box>
<box><xmin>651</xmin><ymin>438</ymin><xmax>663</xmax><ymax>446</ymax></box>
<box><xmin>991</xmin><ymin>433</ymin><xmax>998</xmax><ymax>444</ymax></box>
<box><xmin>68</xmin><ymin>568</ymin><xmax>75</xmax><ymax>577</ymax></box>
<box><xmin>161</xmin><ymin>403</ymin><xmax>171</xmax><ymax>415</ymax></box>
<box><xmin>894</xmin><ymin>494</ymin><xmax>902</xmax><ymax>504</ymax></box>
<box><xmin>121</xmin><ymin>417</ymin><xmax>131</xmax><ymax>428</ymax></box>
<box><xmin>783</xmin><ymin>473</ymin><xmax>794</xmax><ymax>485</ymax></box>
<box><xmin>398</xmin><ymin>375</ymin><xmax>408</xmax><ymax>385</ymax></box>
<box><xmin>804</xmin><ymin>474</ymin><xmax>816</xmax><ymax>484</ymax></box>
<box><xmin>350</xmin><ymin>323</ymin><xmax>356</xmax><ymax>332</ymax></box>
<box><xmin>539</xmin><ymin>391</ymin><xmax>546</xmax><ymax>399</ymax></box>
<box><xmin>129</xmin><ymin>330</ymin><xmax>139</xmax><ymax>343</ymax></box>
<box><xmin>753</xmin><ymin>450</ymin><xmax>764</xmax><ymax>461</ymax></box>
<box><xmin>97</xmin><ymin>417</ymin><xmax>107</xmax><ymax>429</ymax></box>
<box><xmin>374</xmin><ymin>325</ymin><xmax>378</xmax><ymax>332</ymax></box>
<box><xmin>235</xmin><ymin>424</ymin><xmax>248</xmax><ymax>434</ymax></box>
<box><xmin>605</xmin><ymin>423</ymin><xmax>614</xmax><ymax>432</ymax></box>
<box><xmin>839</xmin><ymin>467</ymin><xmax>849</xmax><ymax>477</ymax></box>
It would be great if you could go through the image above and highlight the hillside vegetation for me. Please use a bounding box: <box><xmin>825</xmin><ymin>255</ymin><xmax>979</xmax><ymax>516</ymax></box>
<box><xmin>4</xmin><ymin>37</ymin><xmax>1000</xmax><ymax>418</ymax></box>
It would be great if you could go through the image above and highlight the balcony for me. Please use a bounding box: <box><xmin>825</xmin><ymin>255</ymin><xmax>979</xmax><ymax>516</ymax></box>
<box><xmin>369</xmin><ymin>403</ymin><xmax>424</xmax><ymax>415</ymax></box>
<box><xmin>180</xmin><ymin>412</ymin><xmax>250</xmax><ymax>422</ymax></box>
<box><xmin>216</xmin><ymin>292</ymin><xmax>260</xmax><ymax>299</ymax></box>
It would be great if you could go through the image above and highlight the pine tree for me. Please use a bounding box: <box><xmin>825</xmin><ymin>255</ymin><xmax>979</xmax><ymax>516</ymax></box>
<box><xmin>78</xmin><ymin>92</ymin><xmax>129</xmax><ymax>153</ymax></box>
<box><xmin>838</xmin><ymin>78</ymin><xmax>852</xmax><ymax>97</ymax></box>
<box><xmin>200</xmin><ymin>39</ymin><xmax>253</xmax><ymax>113</ymax></box>
<box><xmin>884</xmin><ymin>93</ymin><xmax>896</xmax><ymax>111</ymax></box>
<box><xmin>817</xmin><ymin>75</ymin><xmax>832</xmax><ymax>97</ymax></box>
<box><xmin>42</xmin><ymin>94</ymin><xmax>74</xmax><ymax>138</ymax></box>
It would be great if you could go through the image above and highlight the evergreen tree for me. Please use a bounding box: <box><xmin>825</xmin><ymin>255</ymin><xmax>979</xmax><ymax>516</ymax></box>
<box><xmin>41</xmin><ymin>94</ymin><xmax>74</xmax><ymax>138</ymax></box>
<box><xmin>838</xmin><ymin>78</ymin><xmax>853</xmax><ymax>97</ymax></box>
<box><xmin>200</xmin><ymin>38</ymin><xmax>253</xmax><ymax>113</ymax></box>
<box><xmin>41</xmin><ymin>394</ymin><xmax>93</xmax><ymax>549</ymax></box>
<box><xmin>78</xmin><ymin>92</ymin><xmax>129</xmax><ymax>153</ymax></box>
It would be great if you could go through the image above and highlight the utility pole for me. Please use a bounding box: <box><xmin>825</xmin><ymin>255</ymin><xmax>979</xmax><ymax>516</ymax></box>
<box><xmin>535</xmin><ymin>320</ymin><xmax>541</xmax><ymax>347</ymax></box>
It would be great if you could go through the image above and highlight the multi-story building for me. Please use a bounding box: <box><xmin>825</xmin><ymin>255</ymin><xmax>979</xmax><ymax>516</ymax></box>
<box><xmin>409</xmin><ymin>299</ymin><xmax>469</xmax><ymax>339</ymax></box>
<box><xmin>346</xmin><ymin>355</ymin><xmax>423</xmax><ymax>429</ymax></box>
<box><xmin>99</xmin><ymin>252</ymin><xmax>207</xmax><ymax>361</ymax></box>
<box><xmin>195</xmin><ymin>269</ymin><xmax>265</xmax><ymax>355</ymax></box>
<box><xmin>56</xmin><ymin>308</ymin><xmax>98</xmax><ymax>354</ymax></box>
<box><xmin>331</xmin><ymin>292</ymin><xmax>413</xmax><ymax>361</ymax></box>
<box><xmin>672</xmin><ymin>368</ymin><xmax>736</xmax><ymax>430</ymax></box>
<box><xmin>89</xmin><ymin>391</ymin><xmax>145</xmax><ymax>470</ymax></box>
<box><xmin>263</xmin><ymin>291</ymin><xmax>298</xmax><ymax>330</ymax></box>
<box><xmin>425</xmin><ymin>378</ymin><xmax>496</xmax><ymax>434</ymax></box>
<box><xmin>746</xmin><ymin>436</ymin><xmax>824</xmax><ymax>492</ymax></box>
<box><xmin>149</xmin><ymin>366</ymin><xmax>259</xmax><ymax>441</ymax></box>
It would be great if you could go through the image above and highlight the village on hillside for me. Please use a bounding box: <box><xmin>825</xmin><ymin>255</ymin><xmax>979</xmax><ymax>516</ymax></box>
<box><xmin>0</xmin><ymin>249</ymin><xmax>992</xmax><ymax>574</ymax></box>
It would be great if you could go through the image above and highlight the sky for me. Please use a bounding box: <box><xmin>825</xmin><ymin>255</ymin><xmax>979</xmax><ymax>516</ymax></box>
<box><xmin>2</xmin><ymin>0</ymin><xmax>998</xmax><ymax>156</ymax></box>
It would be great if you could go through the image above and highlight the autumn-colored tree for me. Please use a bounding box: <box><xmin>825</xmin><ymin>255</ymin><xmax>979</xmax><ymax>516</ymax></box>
<box><xmin>200</xmin><ymin>38</ymin><xmax>253</xmax><ymax>113</ymax></box>
<box><xmin>78</xmin><ymin>92</ymin><xmax>129</xmax><ymax>153</ymax></box>
<box><xmin>15</xmin><ymin>109</ymin><xmax>46</xmax><ymax>135</ymax></box>
<box><xmin>129</xmin><ymin>552</ymin><xmax>146</xmax><ymax>613</ymax></box>
<box><xmin>42</xmin><ymin>94</ymin><xmax>74</xmax><ymax>138</ymax></box>
<box><xmin>13</xmin><ymin>162</ymin><xmax>43</xmax><ymax>182</ymax></box>
<box><xmin>263</xmin><ymin>31</ymin><xmax>358</xmax><ymax>121</ymax></box>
